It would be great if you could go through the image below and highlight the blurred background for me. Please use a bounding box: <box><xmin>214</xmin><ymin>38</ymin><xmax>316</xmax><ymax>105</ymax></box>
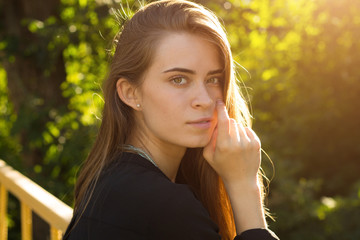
<box><xmin>0</xmin><ymin>0</ymin><xmax>359</xmax><ymax>239</ymax></box>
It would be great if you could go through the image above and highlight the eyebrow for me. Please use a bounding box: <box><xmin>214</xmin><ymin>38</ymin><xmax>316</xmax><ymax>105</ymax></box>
<box><xmin>163</xmin><ymin>67</ymin><xmax>224</xmax><ymax>75</ymax></box>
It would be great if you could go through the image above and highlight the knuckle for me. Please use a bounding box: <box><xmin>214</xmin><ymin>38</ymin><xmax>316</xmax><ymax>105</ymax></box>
<box><xmin>251</xmin><ymin>139</ymin><xmax>261</xmax><ymax>150</ymax></box>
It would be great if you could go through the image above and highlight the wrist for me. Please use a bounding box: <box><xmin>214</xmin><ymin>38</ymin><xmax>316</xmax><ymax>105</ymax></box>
<box><xmin>223</xmin><ymin>178</ymin><xmax>266</xmax><ymax>234</ymax></box>
<box><xmin>223</xmin><ymin>178</ymin><xmax>261</xmax><ymax>194</ymax></box>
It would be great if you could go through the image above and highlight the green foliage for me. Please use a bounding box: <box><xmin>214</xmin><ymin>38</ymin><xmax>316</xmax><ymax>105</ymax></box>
<box><xmin>212</xmin><ymin>0</ymin><xmax>360</xmax><ymax>239</ymax></box>
<box><xmin>1</xmin><ymin>0</ymin><xmax>359</xmax><ymax>239</ymax></box>
<box><xmin>0</xmin><ymin>68</ymin><xmax>20</xmax><ymax>166</ymax></box>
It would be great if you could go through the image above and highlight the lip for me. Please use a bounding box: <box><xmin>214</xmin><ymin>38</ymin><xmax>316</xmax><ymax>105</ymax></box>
<box><xmin>186</xmin><ymin>117</ymin><xmax>213</xmax><ymax>129</ymax></box>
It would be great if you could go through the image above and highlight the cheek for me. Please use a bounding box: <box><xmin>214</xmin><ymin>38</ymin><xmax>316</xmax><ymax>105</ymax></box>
<box><xmin>142</xmin><ymin>88</ymin><xmax>181</xmax><ymax>122</ymax></box>
<box><xmin>208</xmin><ymin>87</ymin><xmax>223</xmax><ymax>100</ymax></box>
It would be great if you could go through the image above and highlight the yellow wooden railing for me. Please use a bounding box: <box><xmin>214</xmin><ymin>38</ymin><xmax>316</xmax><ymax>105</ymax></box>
<box><xmin>0</xmin><ymin>159</ymin><xmax>73</xmax><ymax>240</ymax></box>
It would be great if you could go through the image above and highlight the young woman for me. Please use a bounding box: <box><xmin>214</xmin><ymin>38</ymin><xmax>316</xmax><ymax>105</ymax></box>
<box><xmin>64</xmin><ymin>1</ymin><xmax>279</xmax><ymax>239</ymax></box>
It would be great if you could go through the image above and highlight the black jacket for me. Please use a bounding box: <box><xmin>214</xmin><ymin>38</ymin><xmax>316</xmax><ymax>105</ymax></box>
<box><xmin>64</xmin><ymin>152</ymin><xmax>279</xmax><ymax>240</ymax></box>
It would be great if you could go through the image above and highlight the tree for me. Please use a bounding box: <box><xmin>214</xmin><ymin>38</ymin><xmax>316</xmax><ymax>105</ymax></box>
<box><xmin>1</xmin><ymin>0</ymin><xmax>360</xmax><ymax>239</ymax></box>
<box><xmin>0</xmin><ymin>0</ymin><xmax>130</xmax><ymax>238</ymax></box>
<box><xmin>0</xmin><ymin>0</ymin><xmax>67</xmax><ymax>168</ymax></box>
<box><xmin>209</xmin><ymin>0</ymin><xmax>360</xmax><ymax>238</ymax></box>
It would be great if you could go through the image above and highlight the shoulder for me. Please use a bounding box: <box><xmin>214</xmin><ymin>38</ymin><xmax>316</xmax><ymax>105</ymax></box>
<box><xmin>90</xmin><ymin>152</ymin><xmax>174</xmax><ymax>212</ymax></box>
<box><xmin>101</xmin><ymin>152</ymin><xmax>184</xmax><ymax>203</ymax></box>
<box><xmin>99</xmin><ymin>152</ymin><xmax>207</xmax><ymax>219</ymax></box>
<box><xmin>85</xmin><ymin>152</ymin><xmax>221</xmax><ymax>239</ymax></box>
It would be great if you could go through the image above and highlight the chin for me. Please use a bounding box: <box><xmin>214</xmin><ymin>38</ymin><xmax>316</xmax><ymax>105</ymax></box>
<box><xmin>182</xmin><ymin>137</ymin><xmax>211</xmax><ymax>148</ymax></box>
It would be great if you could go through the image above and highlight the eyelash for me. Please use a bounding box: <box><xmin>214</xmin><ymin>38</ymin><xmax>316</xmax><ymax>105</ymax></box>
<box><xmin>170</xmin><ymin>76</ymin><xmax>188</xmax><ymax>85</ymax></box>
<box><xmin>169</xmin><ymin>76</ymin><xmax>223</xmax><ymax>86</ymax></box>
<box><xmin>207</xmin><ymin>77</ymin><xmax>221</xmax><ymax>85</ymax></box>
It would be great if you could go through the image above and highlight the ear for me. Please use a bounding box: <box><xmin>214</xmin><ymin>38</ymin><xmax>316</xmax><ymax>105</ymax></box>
<box><xmin>116</xmin><ymin>78</ymin><xmax>141</xmax><ymax>110</ymax></box>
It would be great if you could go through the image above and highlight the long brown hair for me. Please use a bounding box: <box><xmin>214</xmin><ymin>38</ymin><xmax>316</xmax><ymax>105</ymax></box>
<box><xmin>74</xmin><ymin>1</ymin><xmax>258</xmax><ymax>239</ymax></box>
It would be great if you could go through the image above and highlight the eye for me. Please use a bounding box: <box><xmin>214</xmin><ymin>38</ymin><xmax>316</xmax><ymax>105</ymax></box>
<box><xmin>207</xmin><ymin>77</ymin><xmax>221</xmax><ymax>85</ymax></box>
<box><xmin>171</xmin><ymin>76</ymin><xmax>188</xmax><ymax>85</ymax></box>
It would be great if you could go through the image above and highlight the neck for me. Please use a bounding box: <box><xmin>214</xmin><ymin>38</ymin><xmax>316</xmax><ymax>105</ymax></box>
<box><xmin>128</xmin><ymin>136</ymin><xmax>186</xmax><ymax>182</ymax></box>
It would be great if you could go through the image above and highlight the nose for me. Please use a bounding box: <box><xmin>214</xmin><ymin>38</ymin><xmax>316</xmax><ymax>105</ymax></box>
<box><xmin>191</xmin><ymin>82</ymin><xmax>213</xmax><ymax>109</ymax></box>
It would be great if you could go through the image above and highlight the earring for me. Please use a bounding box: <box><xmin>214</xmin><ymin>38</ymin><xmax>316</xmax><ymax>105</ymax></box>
<box><xmin>136</xmin><ymin>104</ymin><xmax>141</xmax><ymax>108</ymax></box>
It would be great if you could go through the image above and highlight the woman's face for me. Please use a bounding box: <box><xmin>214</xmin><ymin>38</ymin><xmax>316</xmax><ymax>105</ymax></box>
<box><xmin>136</xmin><ymin>33</ymin><xmax>224</xmax><ymax>149</ymax></box>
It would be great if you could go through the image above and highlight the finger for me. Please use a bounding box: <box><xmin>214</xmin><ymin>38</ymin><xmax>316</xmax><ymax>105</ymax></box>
<box><xmin>229</xmin><ymin>119</ymin><xmax>240</xmax><ymax>142</ymax></box>
<box><xmin>245</xmin><ymin>127</ymin><xmax>261</xmax><ymax>148</ymax></box>
<box><xmin>215</xmin><ymin>100</ymin><xmax>230</xmax><ymax>141</ymax></box>
<box><xmin>245</xmin><ymin>127</ymin><xmax>258</xmax><ymax>140</ymax></box>
<box><xmin>237</xmin><ymin>123</ymin><xmax>251</xmax><ymax>143</ymax></box>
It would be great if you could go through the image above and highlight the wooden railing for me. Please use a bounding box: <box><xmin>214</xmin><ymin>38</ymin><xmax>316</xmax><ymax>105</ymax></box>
<box><xmin>0</xmin><ymin>159</ymin><xmax>73</xmax><ymax>240</ymax></box>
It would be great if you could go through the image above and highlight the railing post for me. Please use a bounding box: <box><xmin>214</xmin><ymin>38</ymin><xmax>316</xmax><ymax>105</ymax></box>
<box><xmin>21</xmin><ymin>202</ymin><xmax>32</xmax><ymax>240</ymax></box>
<box><xmin>0</xmin><ymin>160</ymin><xmax>73</xmax><ymax>237</ymax></box>
<box><xmin>50</xmin><ymin>226</ymin><xmax>62</xmax><ymax>240</ymax></box>
<box><xmin>0</xmin><ymin>184</ymin><xmax>8</xmax><ymax>240</ymax></box>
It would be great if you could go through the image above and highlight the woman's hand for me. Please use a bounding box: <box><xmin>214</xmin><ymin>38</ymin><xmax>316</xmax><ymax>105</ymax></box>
<box><xmin>203</xmin><ymin>100</ymin><xmax>267</xmax><ymax>234</ymax></box>
<box><xmin>203</xmin><ymin>100</ymin><xmax>261</xmax><ymax>187</ymax></box>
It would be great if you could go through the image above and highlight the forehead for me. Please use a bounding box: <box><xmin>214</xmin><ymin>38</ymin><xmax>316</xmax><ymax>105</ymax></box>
<box><xmin>150</xmin><ymin>32</ymin><xmax>223</xmax><ymax>72</ymax></box>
